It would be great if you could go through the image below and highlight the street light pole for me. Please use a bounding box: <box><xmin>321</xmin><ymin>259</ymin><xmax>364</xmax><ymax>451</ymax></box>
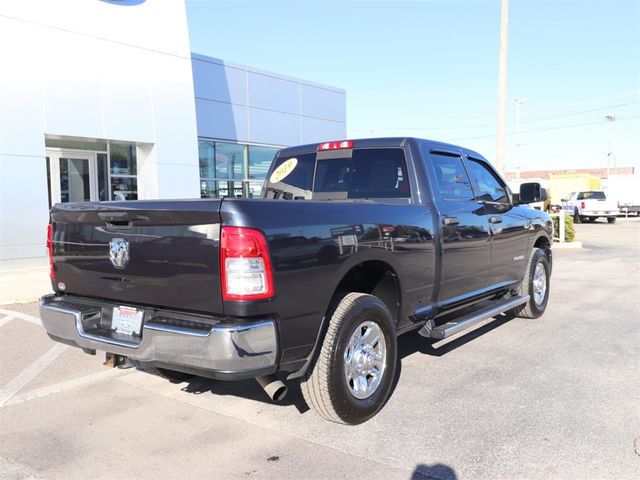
<box><xmin>496</xmin><ymin>0</ymin><xmax>509</xmax><ymax>174</ymax></box>
<box><xmin>606</xmin><ymin>113</ymin><xmax>616</xmax><ymax>174</ymax></box>
<box><xmin>513</xmin><ymin>98</ymin><xmax>527</xmax><ymax>179</ymax></box>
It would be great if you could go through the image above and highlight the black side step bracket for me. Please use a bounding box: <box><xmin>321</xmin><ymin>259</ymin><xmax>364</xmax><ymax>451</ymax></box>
<box><xmin>418</xmin><ymin>295</ymin><xmax>529</xmax><ymax>340</ymax></box>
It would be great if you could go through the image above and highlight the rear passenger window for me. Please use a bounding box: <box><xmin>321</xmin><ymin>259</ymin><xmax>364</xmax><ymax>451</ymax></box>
<box><xmin>429</xmin><ymin>153</ymin><xmax>474</xmax><ymax>201</ymax></box>
<box><xmin>314</xmin><ymin>148</ymin><xmax>410</xmax><ymax>199</ymax></box>
<box><xmin>465</xmin><ymin>158</ymin><xmax>509</xmax><ymax>203</ymax></box>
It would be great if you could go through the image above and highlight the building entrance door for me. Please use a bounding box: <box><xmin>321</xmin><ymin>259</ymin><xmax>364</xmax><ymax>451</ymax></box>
<box><xmin>47</xmin><ymin>151</ymin><xmax>98</xmax><ymax>204</ymax></box>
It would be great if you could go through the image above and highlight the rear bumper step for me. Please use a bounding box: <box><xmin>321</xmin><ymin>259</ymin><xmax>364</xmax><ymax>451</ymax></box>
<box><xmin>420</xmin><ymin>295</ymin><xmax>529</xmax><ymax>340</ymax></box>
<box><xmin>39</xmin><ymin>294</ymin><xmax>278</xmax><ymax>378</ymax></box>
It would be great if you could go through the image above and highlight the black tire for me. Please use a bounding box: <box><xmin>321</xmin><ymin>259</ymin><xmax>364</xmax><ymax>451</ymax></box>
<box><xmin>607</xmin><ymin>217</ymin><xmax>616</xmax><ymax>224</ymax></box>
<box><xmin>512</xmin><ymin>248</ymin><xmax>550</xmax><ymax>319</ymax></box>
<box><xmin>301</xmin><ymin>292</ymin><xmax>398</xmax><ymax>425</ymax></box>
<box><xmin>144</xmin><ymin>367</ymin><xmax>194</xmax><ymax>383</ymax></box>
<box><xmin>573</xmin><ymin>209</ymin><xmax>581</xmax><ymax>223</ymax></box>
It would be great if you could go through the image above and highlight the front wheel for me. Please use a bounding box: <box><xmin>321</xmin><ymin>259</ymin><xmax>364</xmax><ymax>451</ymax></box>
<box><xmin>301</xmin><ymin>293</ymin><xmax>398</xmax><ymax>425</ymax></box>
<box><xmin>607</xmin><ymin>217</ymin><xmax>617</xmax><ymax>224</ymax></box>
<box><xmin>512</xmin><ymin>248</ymin><xmax>550</xmax><ymax>319</ymax></box>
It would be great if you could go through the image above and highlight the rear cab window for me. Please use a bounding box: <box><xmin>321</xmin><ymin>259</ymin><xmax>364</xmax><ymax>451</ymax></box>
<box><xmin>577</xmin><ymin>191</ymin><xmax>606</xmax><ymax>200</ymax></box>
<box><xmin>264</xmin><ymin>147</ymin><xmax>411</xmax><ymax>201</ymax></box>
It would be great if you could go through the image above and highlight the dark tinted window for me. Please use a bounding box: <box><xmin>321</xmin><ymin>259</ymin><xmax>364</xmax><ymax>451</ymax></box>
<box><xmin>314</xmin><ymin>148</ymin><xmax>410</xmax><ymax>199</ymax></box>
<box><xmin>577</xmin><ymin>191</ymin><xmax>605</xmax><ymax>200</ymax></box>
<box><xmin>465</xmin><ymin>158</ymin><xmax>509</xmax><ymax>203</ymax></box>
<box><xmin>264</xmin><ymin>153</ymin><xmax>315</xmax><ymax>199</ymax></box>
<box><xmin>429</xmin><ymin>153</ymin><xmax>474</xmax><ymax>201</ymax></box>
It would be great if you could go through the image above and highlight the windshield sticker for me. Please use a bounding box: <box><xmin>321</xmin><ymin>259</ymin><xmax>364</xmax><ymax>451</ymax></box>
<box><xmin>270</xmin><ymin>158</ymin><xmax>298</xmax><ymax>183</ymax></box>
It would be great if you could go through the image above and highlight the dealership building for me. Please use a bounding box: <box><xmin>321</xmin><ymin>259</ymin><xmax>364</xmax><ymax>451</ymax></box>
<box><xmin>0</xmin><ymin>0</ymin><xmax>346</xmax><ymax>273</ymax></box>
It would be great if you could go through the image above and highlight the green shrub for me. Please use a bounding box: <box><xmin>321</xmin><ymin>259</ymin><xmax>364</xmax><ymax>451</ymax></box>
<box><xmin>552</xmin><ymin>214</ymin><xmax>576</xmax><ymax>242</ymax></box>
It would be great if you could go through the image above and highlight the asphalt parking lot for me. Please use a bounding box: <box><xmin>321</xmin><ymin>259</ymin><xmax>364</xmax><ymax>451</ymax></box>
<box><xmin>1</xmin><ymin>218</ymin><xmax>639</xmax><ymax>480</ymax></box>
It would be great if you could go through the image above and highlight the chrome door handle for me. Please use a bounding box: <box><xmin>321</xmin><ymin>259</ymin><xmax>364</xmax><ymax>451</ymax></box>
<box><xmin>443</xmin><ymin>216</ymin><xmax>460</xmax><ymax>226</ymax></box>
<box><xmin>489</xmin><ymin>216</ymin><xmax>503</xmax><ymax>224</ymax></box>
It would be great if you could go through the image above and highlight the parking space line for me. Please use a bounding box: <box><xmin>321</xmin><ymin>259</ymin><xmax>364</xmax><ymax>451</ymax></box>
<box><xmin>0</xmin><ymin>308</ymin><xmax>41</xmax><ymax>326</ymax></box>
<box><xmin>3</xmin><ymin>368</ymin><xmax>129</xmax><ymax>408</ymax></box>
<box><xmin>0</xmin><ymin>313</ymin><xmax>18</xmax><ymax>328</ymax></box>
<box><xmin>0</xmin><ymin>343</ymin><xmax>67</xmax><ymax>406</ymax></box>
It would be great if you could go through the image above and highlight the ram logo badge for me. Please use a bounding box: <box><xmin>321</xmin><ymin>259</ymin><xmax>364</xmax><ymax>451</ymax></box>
<box><xmin>513</xmin><ymin>255</ymin><xmax>525</xmax><ymax>262</ymax></box>
<box><xmin>109</xmin><ymin>238</ymin><xmax>129</xmax><ymax>269</ymax></box>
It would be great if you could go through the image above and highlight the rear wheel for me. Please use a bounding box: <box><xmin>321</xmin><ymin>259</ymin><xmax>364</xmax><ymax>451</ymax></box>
<box><xmin>573</xmin><ymin>209</ymin><xmax>581</xmax><ymax>223</ymax></box>
<box><xmin>607</xmin><ymin>217</ymin><xmax>617</xmax><ymax>224</ymax></box>
<box><xmin>301</xmin><ymin>292</ymin><xmax>397</xmax><ymax>425</ymax></box>
<box><xmin>512</xmin><ymin>248</ymin><xmax>550</xmax><ymax>319</ymax></box>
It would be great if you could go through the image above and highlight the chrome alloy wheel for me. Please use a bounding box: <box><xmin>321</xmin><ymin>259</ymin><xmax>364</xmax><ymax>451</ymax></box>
<box><xmin>533</xmin><ymin>262</ymin><xmax>547</xmax><ymax>306</ymax></box>
<box><xmin>343</xmin><ymin>320</ymin><xmax>387</xmax><ymax>400</ymax></box>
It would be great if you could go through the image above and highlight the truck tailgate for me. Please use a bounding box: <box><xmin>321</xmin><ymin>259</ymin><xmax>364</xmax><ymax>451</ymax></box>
<box><xmin>50</xmin><ymin>200</ymin><xmax>223</xmax><ymax>314</ymax></box>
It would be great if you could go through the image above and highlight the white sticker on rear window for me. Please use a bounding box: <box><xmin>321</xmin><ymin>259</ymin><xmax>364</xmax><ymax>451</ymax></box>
<box><xmin>269</xmin><ymin>158</ymin><xmax>298</xmax><ymax>183</ymax></box>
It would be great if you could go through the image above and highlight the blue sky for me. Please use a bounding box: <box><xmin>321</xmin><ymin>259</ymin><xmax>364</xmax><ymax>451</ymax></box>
<box><xmin>185</xmin><ymin>0</ymin><xmax>640</xmax><ymax>172</ymax></box>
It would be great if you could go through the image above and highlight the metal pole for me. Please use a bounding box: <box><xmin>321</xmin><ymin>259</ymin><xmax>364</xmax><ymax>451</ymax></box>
<box><xmin>496</xmin><ymin>0</ymin><xmax>510</xmax><ymax>174</ymax></box>
<box><xmin>606</xmin><ymin>113</ymin><xmax>616</xmax><ymax>174</ymax></box>
<box><xmin>513</xmin><ymin>98</ymin><xmax>526</xmax><ymax>179</ymax></box>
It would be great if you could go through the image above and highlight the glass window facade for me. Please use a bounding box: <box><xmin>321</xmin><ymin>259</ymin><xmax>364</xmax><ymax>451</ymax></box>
<box><xmin>108</xmin><ymin>143</ymin><xmax>137</xmax><ymax>200</ymax></box>
<box><xmin>198</xmin><ymin>139</ymin><xmax>279</xmax><ymax>199</ymax></box>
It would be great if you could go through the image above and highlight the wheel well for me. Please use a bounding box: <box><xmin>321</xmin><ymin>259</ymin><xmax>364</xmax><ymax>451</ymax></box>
<box><xmin>534</xmin><ymin>235</ymin><xmax>550</xmax><ymax>252</ymax></box>
<box><xmin>333</xmin><ymin>261</ymin><xmax>401</xmax><ymax>323</ymax></box>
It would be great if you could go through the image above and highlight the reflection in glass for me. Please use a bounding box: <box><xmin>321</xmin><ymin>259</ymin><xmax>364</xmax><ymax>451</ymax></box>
<box><xmin>200</xmin><ymin>180</ymin><xmax>243</xmax><ymax>199</ymax></box>
<box><xmin>110</xmin><ymin>143</ymin><xmax>137</xmax><ymax>176</ymax></box>
<box><xmin>97</xmin><ymin>153</ymin><xmax>109</xmax><ymax>201</ymax></box>
<box><xmin>215</xmin><ymin>142</ymin><xmax>245</xmax><ymax>179</ymax></box>
<box><xmin>59</xmin><ymin>158</ymin><xmax>90</xmax><ymax>203</ymax></box>
<box><xmin>248</xmin><ymin>145</ymin><xmax>277</xmax><ymax>180</ymax></box>
<box><xmin>199</xmin><ymin>140</ymin><xmax>215</xmax><ymax>179</ymax></box>
<box><xmin>111</xmin><ymin>177</ymin><xmax>138</xmax><ymax>201</ymax></box>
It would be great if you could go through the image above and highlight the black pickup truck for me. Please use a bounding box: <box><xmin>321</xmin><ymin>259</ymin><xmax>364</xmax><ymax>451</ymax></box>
<box><xmin>40</xmin><ymin>137</ymin><xmax>552</xmax><ymax>425</ymax></box>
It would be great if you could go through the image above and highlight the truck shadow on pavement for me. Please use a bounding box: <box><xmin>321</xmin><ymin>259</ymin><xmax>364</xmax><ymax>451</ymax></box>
<box><xmin>170</xmin><ymin>312</ymin><xmax>517</xmax><ymax>417</ymax></box>
<box><xmin>398</xmin><ymin>312</ymin><xmax>517</xmax><ymax>359</ymax></box>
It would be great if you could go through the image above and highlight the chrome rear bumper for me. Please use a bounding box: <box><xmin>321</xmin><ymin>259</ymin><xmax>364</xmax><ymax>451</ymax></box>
<box><xmin>39</xmin><ymin>294</ymin><xmax>278</xmax><ymax>376</ymax></box>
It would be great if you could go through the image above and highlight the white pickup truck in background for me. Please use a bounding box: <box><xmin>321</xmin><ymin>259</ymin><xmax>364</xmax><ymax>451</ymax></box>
<box><xmin>562</xmin><ymin>191</ymin><xmax>619</xmax><ymax>224</ymax></box>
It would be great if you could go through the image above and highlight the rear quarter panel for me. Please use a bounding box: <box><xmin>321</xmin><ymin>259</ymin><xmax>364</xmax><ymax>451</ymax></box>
<box><xmin>220</xmin><ymin>199</ymin><xmax>436</xmax><ymax>360</ymax></box>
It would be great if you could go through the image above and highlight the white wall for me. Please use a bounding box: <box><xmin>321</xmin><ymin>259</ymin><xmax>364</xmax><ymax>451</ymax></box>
<box><xmin>192</xmin><ymin>54</ymin><xmax>347</xmax><ymax>147</ymax></box>
<box><xmin>0</xmin><ymin>0</ymin><xmax>199</xmax><ymax>260</ymax></box>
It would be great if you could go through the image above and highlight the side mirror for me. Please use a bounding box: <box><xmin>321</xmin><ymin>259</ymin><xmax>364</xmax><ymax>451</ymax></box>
<box><xmin>518</xmin><ymin>182</ymin><xmax>547</xmax><ymax>204</ymax></box>
<box><xmin>560</xmin><ymin>198</ymin><xmax>566</xmax><ymax>202</ymax></box>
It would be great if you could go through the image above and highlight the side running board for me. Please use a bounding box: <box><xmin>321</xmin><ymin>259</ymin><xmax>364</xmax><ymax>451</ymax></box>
<box><xmin>419</xmin><ymin>295</ymin><xmax>529</xmax><ymax>340</ymax></box>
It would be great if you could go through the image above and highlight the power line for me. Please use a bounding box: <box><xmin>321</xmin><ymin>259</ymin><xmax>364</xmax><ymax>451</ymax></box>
<box><xmin>350</xmin><ymin>100</ymin><xmax>640</xmax><ymax>133</ymax></box>
<box><xmin>445</xmin><ymin>114</ymin><xmax>640</xmax><ymax>142</ymax></box>
<box><xmin>348</xmin><ymin>90</ymin><xmax>640</xmax><ymax>130</ymax></box>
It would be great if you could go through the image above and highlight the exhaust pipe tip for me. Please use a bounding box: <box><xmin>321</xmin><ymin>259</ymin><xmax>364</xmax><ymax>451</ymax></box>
<box><xmin>256</xmin><ymin>375</ymin><xmax>288</xmax><ymax>402</ymax></box>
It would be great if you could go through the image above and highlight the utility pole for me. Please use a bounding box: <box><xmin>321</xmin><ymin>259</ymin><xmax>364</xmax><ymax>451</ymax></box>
<box><xmin>513</xmin><ymin>98</ymin><xmax>527</xmax><ymax>179</ymax></box>
<box><xmin>496</xmin><ymin>0</ymin><xmax>509</xmax><ymax>174</ymax></box>
<box><xmin>606</xmin><ymin>113</ymin><xmax>616</xmax><ymax>175</ymax></box>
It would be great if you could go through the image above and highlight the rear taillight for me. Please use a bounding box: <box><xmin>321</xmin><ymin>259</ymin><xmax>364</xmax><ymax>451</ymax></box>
<box><xmin>46</xmin><ymin>224</ymin><xmax>55</xmax><ymax>279</ymax></box>
<box><xmin>581</xmin><ymin>201</ymin><xmax>585</xmax><ymax>209</ymax></box>
<box><xmin>220</xmin><ymin>226</ymin><xmax>274</xmax><ymax>301</ymax></box>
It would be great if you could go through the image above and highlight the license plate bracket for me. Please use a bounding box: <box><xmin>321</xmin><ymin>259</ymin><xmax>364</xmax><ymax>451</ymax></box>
<box><xmin>112</xmin><ymin>306</ymin><xmax>143</xmax><ymax>336</ymax></box>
